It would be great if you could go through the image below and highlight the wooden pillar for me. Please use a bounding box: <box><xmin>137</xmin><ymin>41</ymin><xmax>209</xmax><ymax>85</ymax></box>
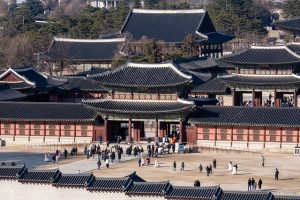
<box><xmin>104</xmin><ymin>117</ymin><xmax>108</xmax><ymax>142</ymax></box>
<box><xmin>13</xmin><ymin>121</ymin><xmax>16</xmax><ymax>142</ymax></box>
<box><xmin>294</xmin><ymin>89</ymin><xmax>297</xmax><ymax>107</ymax></box>
<box><xmin>157</xmin><ymin>92</ymin><xmax>160</xmax><ymax>100</ymax></box>
<box><xmin>74</xmin><ymin>122</ymin><xmax>77</xmax><ymax>143</ymax></box>
<box><xmin>263</xmin><ymin>127</ymin><xmax>266</xmax><ymax>149</ymax></box>
<box><xmin>58</xmin><ymin>122</ymin><xmax>61</xmax><ymax>142</ymax></box>
<box><xmin>179</xmin><ymin>120</ymin><xmax>183</xmax><ymax>144</ymax></box>
<box><xmin>28</xmin><ymin>122</ymin><xmax>31</xmax><ymax>142</ymax></box>
<box><xmin>0</xmin><ymin>121</ymin><xmax>1</xmax><ymax>136</ymax></box>
<box><xmin>297</xmin><ymin>127</ymin><xmax>299</xmax><ymax>147</ymax></box>
<box><xmin>280</xmin><ymin>127</ymin><xmax>282</xmax><ymax>149</ymax></box>
<box><xmin>111</xmin><ymin>91</ymin><xmax>114</xmax><ymax>99</ymax></box>
<box><xmin>128</xmin><ymin>118</ymin><xmax>132</xmax><ymax>143</ymax></box>
<box><xmin>247</xmin><ymin>126</ymin><xmax>250</xmax><ymax>148</ymax></box>
<box><xmin>137</xmin><ymin>122</ymin><xmax>141</xmax><ymax>142</ymax></box>
<box><xmin>130</xmin><ymin>92</ymin><xmax>134</xmax><ymax>100</ymax></box>
<box><xmin>230</xmin><ymin>126</ymin><xmax>234</xmax><ymax>147</ymax></box>
<box><xmin>232</xmin><ymin>89</ymin><xmax>236</xmax><ymax>106</ymax></box>
<box><xmin>214</xmin><ymin>125</ymin><xmax>217</xmax><ymax>147</ymax></box>
<box><xmin>43</xmin><ymin>121</ymin><xmax>46</xmax><ymax>142</ymax></box>
<box><xmin>155</xmin><ymin>118</ymin><xmax>159</xmax><ymax>138</ymax></box>
<box><xmin>252</xmin><ymin>89</ymin><xmax>255</xmax><ymax>106</ymax></box>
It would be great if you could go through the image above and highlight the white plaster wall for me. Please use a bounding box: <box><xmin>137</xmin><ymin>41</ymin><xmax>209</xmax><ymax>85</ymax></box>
<box><xmin>197</xmin><ymin>140</ymin><xmax>215</xmax><ymax>147</ymax></box>
<box><xmin>216</xmin><ymin>141</ymin><xmax>231</xmax><ymax>148</ymax></box>
<box><xmin>14</xmin><ymin>136</ymin><xmax>29</xmax><ymax>144</ymax></box>
<box><xmin>265</xmin><ymin>142</ymin><xmax>280</xmax><ymax>150</ymax></box>
<box><xmin>231</xmin><ymin>141</ymin><xmax>248</xmax><ymax>149</ymax></box>
<box><xmin>75</xmin><ymin>137</ymin><xmax>92</xmax><ymax>144</ymax></box>
<box><xmin>248</xmin><ymin>142</ymin><xmax>264</xmax><ymax>150</ymax></box>
<box><xmin>29</xmin><ymin>136</ymin><xmax>44</xmax><ymax>143</ymax></box>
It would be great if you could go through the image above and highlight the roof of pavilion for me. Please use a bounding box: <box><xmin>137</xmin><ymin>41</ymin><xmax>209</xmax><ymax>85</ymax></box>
<box><xmin>120</xmin><ymin>9</ymin><xmax>234</xmax><ymax>44</ymax></box>
<box><xmin>218</xmin><ymin>74</ymin><xmax>300</xmax><ymax>89</ymax></box>
<box><xmin>0</xmin><ymin>101</ymin><xmax>97</xmax><ymax>122</ymax></box>
<box><xmin>273</xmin><ymin>17</ymin><xmax>300</xmax><ymax>32</ymax></box>
<box><xmin>48</xmin><ymin>38</ymin><xmax>125</xmax><ymax>61</ymax></box>
<box><xmin>88</xmin><ymin>62</ymin><xmax>193</xmax><ymax>91</ymax></box>
<box><xmin>188</xmin><ymin>106</ymin><xmax>300</xmax><ymax>127</ymax></box>
<box><xmin>222</xmin><ymin>45</ymin><xmax>300</xmax><ymax>66</ymax></box>
<box><xmin>0</xmin><ymin>84</ymin><xmax>27</xmax><ymax>101</ymax></box>
<box><xmin>82</xmin><ymin>98</ymin><xmax>195</xmax><ymax>118</ymax></box>
<box><xmin>191</xmin><ymin>78</ymin><xmax>229</xmax><ymax>94</ymax></box>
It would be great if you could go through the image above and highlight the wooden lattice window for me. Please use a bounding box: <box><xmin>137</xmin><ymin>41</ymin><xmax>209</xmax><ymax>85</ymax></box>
<box><xmin>237</xmin><ymin>129</ymin><xmax>244</xmax><ymax>141</ymax></box>
<box><xmin>64</xmin><ymin>125</ymin><xmax>71</xmax><ymax>136</ymax></box>
<box><xmin>286</xmin><ymin>130</ymin><xmax>293</xmax><ymax>142</ymax></box>
<box><xmin>269</xmin><ymin>129</ymin><xmax>277</xmax><ymax>142</ymax></box>
<box><xmin>3</xmin><ymin>123</ymin><xmax>11</xmax><ymax>135</ymax></box>
<box><xmin>81</xmin><ymin>125</ymin><xmax>88</xmax><ymax>137</ymax></box>
<box><xmin>203</xmin><ymin>128</ymin><xmax>210</xmax><ymax>140</ymax></box>
<box><xmin>220</xmin><ymin>128</ymin><xmax>227</xmax><ymax>140</ymax></box>
<box><xmin>19</xmin><ymin>123</ymin><xmax>26</xmax><ymax>135</ymax></box>
<box><xmin>49</xmin><ymin>125</ymin><xmax>56</xmax><ymax>136</ymax></box>
<box><xmin>34</xmin><ymin>124</ymin><xmax>41</xmax><ymax>136</ymax></box>
<box><xmin>253</xmin><ymin>129</ymin><xmax>260</xmax><ymax>141</ymax></box>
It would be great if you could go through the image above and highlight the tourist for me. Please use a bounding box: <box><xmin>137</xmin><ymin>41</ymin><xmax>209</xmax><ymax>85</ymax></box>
<box><xmin>261</xmin><ymin>156</ymin><xmax>265</xmax><ymax>167</ymax></box>
<box><xmin>253</xmin><ymin>181</ymin><xmax>257</xmax><ymax>190</ymax></box>
<box><xmin>194</xmin><ymin>180</ymin><xmax>201</xmax><ymax>187</ymax></box>
<box><xmin>173</xmin><ymin>161</ymin><xmax>176</xmax><ymax>171</ymax></box>
<box><xmin>209</xmin><ymin>164</ymin><xmax>213</xmax><ymax>174</ymax></box>
<box><xmin>98</xmin><ymin>135</ymin><xmax>102</xmax><ymax>145</ymax></box>
<box><xmin>258</xmin><ymin>178</ymin><xmax>263</xmax><ymax>189</ymax></box>
<box><xmin>213</xmin><ymin>159</ymin><xmax>216</xmax><ymax>169</ymax></box>
<box><xmin>228</xmin><ymin>161</ymin><xmax>233</xmax><ymax>171</ymax></box>
<box><xmin>141</xmin><ymin>158</ymin><xmax>145</xmax><ymax>166</ymax></box>
<box><xmin>180</xmin><ymin>162</ymin><xmax>185</xmax><ymax>171</ymax></box>
<box><xmin>206</xmin><ymin>165</ymin><xmax>210</xmax><ymax>176</ymax></box>
<box><xmin>248</xmin><ymin>178</ymin><xmax>251</xmax><ymax>191</ymax></box>
<box><xmin>232</xmin><ymin>164</ymin><xmax>237</xmax><ymax>175</ymax></box>
<box><xmin>251</xmin><ymin>178</ymin><xmax>255</xmax><ymax>190</ymax></box>
<box><xmin>64</xmin><ymin>149</ymin><xmax>68</xmax><ymax>159</ymax></box>
<box><xmin>154</xmin><ymin>159</ymin><xmax>159</xmax><ymax>168</ymax></box>
<box><xmin>199</xmin><ymin>164</ymin><xmax>203</xmax><ymax>173</ymax></box>
<box><xmin>105</xmin><ymin>159</ymin><xmax>109</xmax><ymax>168</ymax></box>
<box><xmin>97</xmin><ymin>159</ymin><xmax>101</xmax><ymax>170</ymax></box>
<box><xmin>84</xmin><ymin>145</ymin><xmax>87</xmax><ymax>155</ymax></box>
<box><xmin>110</xmin><ymin>152</ymin><xmax>115</xmax><ymax>163</ymax></box>
<box><xmin>274</xmin><ymin>168</ymin><xmax>279</xmax><ymax>180</ymax></box>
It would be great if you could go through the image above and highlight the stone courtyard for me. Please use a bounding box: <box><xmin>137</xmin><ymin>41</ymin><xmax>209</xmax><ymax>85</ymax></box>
<box><xmin>0</xmin><ymin>145</ymin><xmax>299</xmax><ymax>196</ymax></box>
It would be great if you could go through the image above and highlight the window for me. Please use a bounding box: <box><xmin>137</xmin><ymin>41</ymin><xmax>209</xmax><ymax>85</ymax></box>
<box><xmin>34</xmin><ymin>124</ymin><xmax>41</xmax><ymax>136</ymax></box>
<box><xmin>220</xmin><ymin>128</ymin><xmax>227</xmax><ymax>140</ymax></box>
<box><xmin>269</xmin><ymin>129</ymin><xmax>277</xmax><ymax>142</ymax></box>
<box><xmin>81</xmin><ymin>125</ymin><xmax>88</xmax><ymax>137</ymax></box>
<box><xmin>3</xmin><ymin>123</ymin><xmax>11</xmax><ymax>135</ymax></box>
<box><xmin>237</xmin><ymin>129</ymin><xmax>244</xmax><ymax>141</ymax></box>
<box><xmin>203</xmin><ymin>128</ymin><xmax>210</xmax><ymax>140</ymax></box>
<box><xmin>19</xmin><ymin>123</ymin><xmax>26</xmax><ymax>135</ymax></box>
<box><xmin>253</xmin><ymin>129</ymin><xmax>260</xmax><ymax>141</ymax></box>
<box><xmin>64</xmin><ymin>125</ymin><xmax>71</xmax><ymax>136</ymax></box>
<box><xmin>286</xmin><ymin>130</ymin><xmax>293</xmax><ymax>142</ymax></box>
<box><xmin>49</xmin><ymin>125</ymin><xmax>55</xmax><ymax>136</ymax></box>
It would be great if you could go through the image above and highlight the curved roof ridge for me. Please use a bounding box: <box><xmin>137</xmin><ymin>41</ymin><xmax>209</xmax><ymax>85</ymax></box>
<box><xmin>83</xmin><ymin>98</ymin><xmax>192</xmax><ymax>104</ymax></box>
<box><xmin>132</xmin><ymin>9</ymin><xmax>205</xmax><ymax>14</ymax></box>
<box><xmin>53</xmin><ymin>37</ymin><xmax>125</xmax><ymax>43</ymax></box>
<box><xmin>0</xmin><ymin>68</ymin><xmax>36</xmax><ymax>86</ymax></box>
<box><xmin>250</xmin><ymin>45</ymin><xmax>286</xmax><ymax>49</ymax></box>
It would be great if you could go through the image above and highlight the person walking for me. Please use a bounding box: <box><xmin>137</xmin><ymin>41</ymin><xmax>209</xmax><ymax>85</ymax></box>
<box><xmin>274</xmin><ymin>168</ymin><xmax>279</xmax><ymax>180</ymax></box>
<box><xmin>206</xmin><ymin>165</ymin><xmax>210</xmax><ymax>176</ymax></box>
<box><xmin>213</xmin><ymin>159</ymin><xmax>217</xmax><ymax>169</ymax></box>
<box><xmin>199</xmin><ymin>164</ymin><xmax>203</xmax><ymax>173</ymax></box>
<box><xmin>248</xmin><ymin>178</ymin><xmax>251</xmax><ymax>191</ymax></box>
<box><xmin>173</xmin><ymin>161</ymin><xmax>176</xmax><ymax>171</ymax></box>
<box><xmin>258</xmin><ymin>178</ymin><xmax>263</xmax><ymax>190</ymax></box>
<box><xmin>180</xmin><ymin>162</ymin><xmax>185</xmax><ymax>171</ymax></box>
<box><xmin>138</xmin><ymin>158</ymin><xmax>142</xmax><ymax>167</ymax></box>
<box><xmin>261</xmin><ymin>156</ymin><xmax>265</xmax><ymax>167</ymax></box>
<box><xmin>253</xmin><ymin>181</ymin><xmax>257</xmax><ymax>190</ymax></box>
<box><xmin>251</xmin><ymin>178</ymin><xmax>255</xmax><ymax>191</ymax></box>
<box><xmin>105</xmin><ymin>159</ymin><xmax>109</xmax><ymax>168</ymax></box>
<box><xmin>97</xmin><ymin>159</ymin><xmax>101</xmax><ymax>170</ymax></box>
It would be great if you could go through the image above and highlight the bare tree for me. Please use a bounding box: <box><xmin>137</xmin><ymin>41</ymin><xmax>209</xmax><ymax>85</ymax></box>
<box><xmin>0</xmin><ymin>0</ymin><xmax>8</xmax><ymax>17</ymax></box>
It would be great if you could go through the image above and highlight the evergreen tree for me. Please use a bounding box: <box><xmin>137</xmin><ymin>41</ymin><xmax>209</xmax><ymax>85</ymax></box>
<box><xmin>133</xmin><ymin>0</ymin><xmax>141</xmax><ymax>8</ymax></box>
<box><xmin>283</xmin><ymin>0</ymin><xmax>300</xmax><ymax>18</ymax></box>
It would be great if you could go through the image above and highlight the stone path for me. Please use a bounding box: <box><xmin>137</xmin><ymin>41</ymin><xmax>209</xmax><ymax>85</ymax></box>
<box><xmin>53</xmin><ymin>154</ymin><xmax>137</xmax><ymax>174</ymax></box>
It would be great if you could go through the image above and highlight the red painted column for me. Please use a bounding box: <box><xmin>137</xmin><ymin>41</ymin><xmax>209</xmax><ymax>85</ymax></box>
<box><xmin>74</xmin><ymin>122</ymin><xmax>77</xmax><ymax>143</ymax></box>
<box><xmin>252</xmin><ymin>89</ymin><xmax>255</xmax><ymax>106</ymax></box>
<box><xmin>231</xmin><ymin>126</ymin><xmax>234</xmax><ymax>147</ymax></box>
<box><xmin>214</xmin><ymin>125</ymin><xmax>217</xmax><ymax>147</ymax></box>
<box><xmin>0</xmin><ymin>121</ymin><xmax>1</xmax><ymax>136</ymax></box>
<box><xmin>247</xmin><ymin>126</ymin><xmax>250</xmax><ymax>148</ymax></box>
<box><xmin>28</xmin><ymin>122</ymin><xmax>31</xmax><ymax>142</ymax></box>
<box><xmin>43</xmin><ymin>121</ymin><xmax>46</xmax><ymax>142</ymax></box>
<box><xmin>155</xmin><ymin>118</ymin><xmax>159</xmax><ymax>138</ymax></box>
<box><xmin>280</xmin><ymin>127</ymin><xmax>282</xmax><ymax>149</ymax></box>
<box><xmin>294</xmin><ymin>89</ymin><xmax>297</xmax><ymax>107</ymax></box>
<box><xmin>13</xmin><ymin>121</ymin><xmax>16</xmax><ymax>141</ymax></box>
<box><xmin>128</xmin><ymin>118</ymin><xmax>132</xmax><ymax>143</ymax></box>
<box><xmin>179</xmin><ymin>120</ymin><xmax>183</xmax><ymax>144</ymax></box>
<box><xmin>104</xmin><ymin>118</ymin><xmax>108</xmax><ymax>142</ymax></box>
<box><xmin>58</xmin><ymin>122</ymin><xmax>61</xmax><ymax>142</ymax></box>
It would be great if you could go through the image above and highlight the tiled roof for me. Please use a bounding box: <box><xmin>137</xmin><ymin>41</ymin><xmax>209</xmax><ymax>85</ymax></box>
<box><xmin>0</xmin><ymin>81</ymin><xmax>34</xmax><ymax>90</ymax></box>
<box><xmin>166</xmin><ymin>186</ymin><xmax>222</xmax><ymax>199</ymax></box>
<box><xmin>53</xmin><ymin>174</ymin><xmax>94</xmax><ymax>187</ymax></box>
<box><xmin>70</xmin><ymin>67</ymin><xmax>110</xmax><ymax>77</ymax></box>
<box><xmin>220</xmin><ymin>191</ymin><xmax>274</xmax><ymax>200</ymax></box>
<box><xmin>88</xmin><ymin>62</ymin><xmax>192</xmax><ymax>90</ymax></box>
<box><xmin>63</xmin><ymin>77</ymin><xmax>107</xmax><ymax>92</ymax></box>
<box><xmin>222</xmin><ymin>46</ymin><xmax>300</xmax><ymax>65</ymax></box>
<box><xmin>82</xmin><ymin>99</ymin><xmax>195</xmax><ymax>118</ymax></box>
<box><xmin>287</xmin><ymin>43</ymin><xmax>300</xmax><ymax>56</ymax></box>
<box><xmin>48</xmin><ymin>38</ymin><xmax>125</xmax><ymax>61</ymax></box>
<box><xmin>188</xmin><ymin>106</ymin><xmax>300</xmax><ymax>127</ymax></box>
<box><xmin>13</xmin><ymin>66</ymin><xmax>66</xmax><ymax>91</ymax></box>
<box><xmin>0</xmin><ymin>85</ymin><xmax>26</xmax><ymax>101</ymax></box>
<box><xmin>218</xmin><ymin>74</ymin><xmax>300</xmax><ymax>89</ymax></box>
<box><xmin>191</xmin><ymin>78</ymin><xmax>228</xmax><ymax>94</ymax></box>
<box><xmin>18</xmin><ymin>169</ymin><xmax>61</xmax><ymax>183</ymax></box>
<box><xmin>126</xmin><ymin>181</ymin><xmax>172</xmax><ymax>196</ymax></box>
<box><xmin>0</xmin><ymin>166</ymin><xmax>25</xmax><ymax>179</ymax></box>
<box><xmin>87</xmin><ymin>177</ymin><xmax>130</xmax><ymax>191</ymax></box>
<box><xmin>273</xmin><ymin>17</ymin><xmax>300</xmax><ymax>31</ymax></box>
<box><xmin>0</xmin><ymin>102</ymin><xmax>97</xmax><ymax>122</ymax></box>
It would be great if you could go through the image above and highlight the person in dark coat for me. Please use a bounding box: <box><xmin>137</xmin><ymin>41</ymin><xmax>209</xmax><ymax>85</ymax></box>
<box><xmin>258</xmin><ymin>178</ymin><xmax>263</xmax><ymax>189</ymax></box>
<box><xmin>251</xmin><ymin>178</ymin><xmax>255</xmax><ymax>190</ymax></box>
<box><xmin>275</xmin><ymin>168</ymin><xmax>279</xmax><ymax>180</ymax></box>
<box><xmin>199</xmin><ymin>164</ymin><xmax>203</xmax><ymax>173</ymax></box>
<box><xmin>206</xmin><ymin>165</ymin><xmax>210</xmax><ymax>176</ymax></box>
<box><xmin>97</xmin><ymin>159</ymin><xmax>101</xmax><ymax>170</ymax></box>
<box><xmin>248</xmin><ymin>178</ymin><xmax>252</xmax><ymax>191</ymax></box>
<box><xmin>180</xmin><ymin>162</ymin><xmax>185</xmax><ymax>171</ymax></box>
<box><xmin>213</xmin><ymin>159</ymin><xmax>217</xmax><ymax>169</ymax></box>
<box><xmin>138</xmin><ymin>158</ymin><xmax>142</xmax><ymax>167</ymax></box>
<box><xmin>173</xmin><ymin>161</ymin><xmax>176</xmax><ymax>171</ymax></box>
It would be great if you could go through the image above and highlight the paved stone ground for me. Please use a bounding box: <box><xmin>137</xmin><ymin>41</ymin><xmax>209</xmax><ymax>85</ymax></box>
<box><xmin>1</xmin><ymin>146</ymin><xmax>300</xmax><ymax>196</ymax></box>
